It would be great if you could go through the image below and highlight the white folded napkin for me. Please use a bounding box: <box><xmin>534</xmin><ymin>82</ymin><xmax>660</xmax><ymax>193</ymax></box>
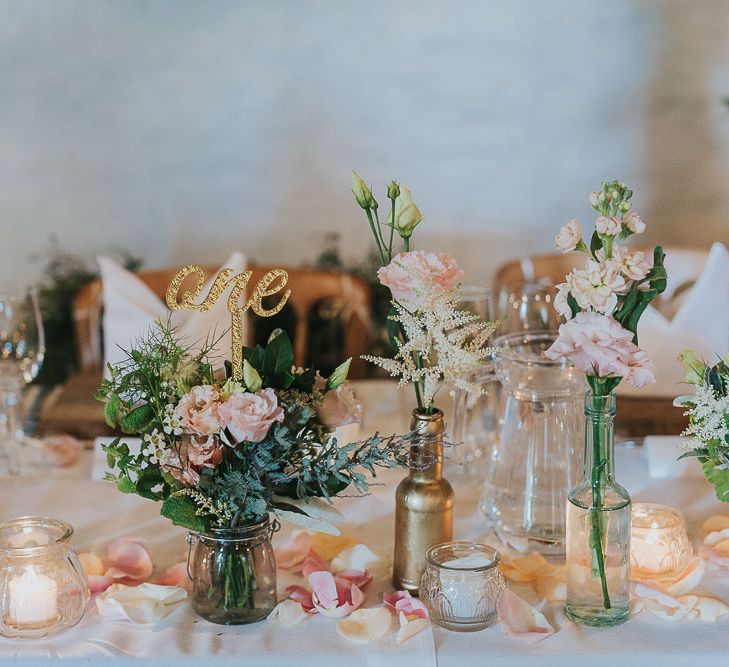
<box><xmin>619</xmin><ymin>243</ymin><xmax>729</xmax><ymax>398</ymax></box>
<box><xmin>96</xmin><ymin>583</ymin><xmax>187</xmax><ymax>624</ymax></box>
<box><xmin>98</xmin><ymin>252</ymin><xmax>246</xmax><ymax>378</ymax></box>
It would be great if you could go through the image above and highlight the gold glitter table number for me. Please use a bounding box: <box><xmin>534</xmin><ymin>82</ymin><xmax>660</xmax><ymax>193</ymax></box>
<box><xmin>165</xmin><ymin>265</ymin><xmax>291</xmax><ymax>380</ymax></box>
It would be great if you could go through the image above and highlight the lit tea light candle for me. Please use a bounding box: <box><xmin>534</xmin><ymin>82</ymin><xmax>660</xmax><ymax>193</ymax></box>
<box><xmin>630</xmin><ymin>503</ymin><xmax>692</xmax><ymax>576</ymax></box>
<box><xmin>8</xmin><ymin>567</ymin><xmax>58</xmax><ymax>628</ymax></box>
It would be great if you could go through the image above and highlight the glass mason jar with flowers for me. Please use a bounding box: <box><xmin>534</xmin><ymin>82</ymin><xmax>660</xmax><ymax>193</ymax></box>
<box><xmin>546</xmin><ymin>181</ymin><xmax>667</xmax><ymax>626</ymax></box>
<box><xmin>98</xmin><ymin>325</ymin><xmax>415</xmax><ymax>624</ymax></box>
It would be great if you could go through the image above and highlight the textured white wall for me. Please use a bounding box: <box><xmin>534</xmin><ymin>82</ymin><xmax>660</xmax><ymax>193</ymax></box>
<box><xmin>1</xmin><ymin>0</ymin><xmax>729</xmax><ymax>290</ymax></box>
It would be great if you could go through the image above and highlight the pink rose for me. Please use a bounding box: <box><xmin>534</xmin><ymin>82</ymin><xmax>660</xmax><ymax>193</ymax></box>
<box><xmin>219</xmin><ymin>388</ymin><xmax>284</xmax><ymax>443</ymax></box>
<box><xmin>174</xmin><ymin>385</ymin><xmax>221</xmax><ymax>436</ymax></box>
<box><xmin>317</xmin><ymin>385</ymin><xmax>362</xmax><ymax>427</ymax></box>
<box><xmin>377</xmin><ymin>251</ymin><xmax>464</xmax><ymax>310</ymax></box>
<box><xmin>545</xmin><ymin>311</ymin><xmax>655</xmax><ymax>388</ymax></box>
<box><xmin>161</xmin><ymin>434</ymin><xmax>223</xmax><ymax>486</ymax></box>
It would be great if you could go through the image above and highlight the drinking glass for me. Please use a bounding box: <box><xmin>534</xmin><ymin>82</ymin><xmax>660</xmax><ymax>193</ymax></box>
<box><xmin>0</xmin><ymin>290</ymin><xmax>45</xmax><ymax>475</ymax></box>
<box><xmin>497</xmin><ymin>281</ymin><xmax>560</xmax><ymax>334</ymax></box>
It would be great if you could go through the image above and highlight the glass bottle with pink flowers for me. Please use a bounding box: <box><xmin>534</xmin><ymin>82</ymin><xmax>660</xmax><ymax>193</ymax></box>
<box><xmin>546</xmin><ymin>180</ymin><xmax>667</xmax><ymax>626</ymax></box>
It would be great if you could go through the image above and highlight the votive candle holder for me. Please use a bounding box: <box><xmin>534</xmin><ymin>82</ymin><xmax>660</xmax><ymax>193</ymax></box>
<box><xmin>630</xmin><ymin>503</ymin><xmax>692</xmax><ymax>576</ymax></box>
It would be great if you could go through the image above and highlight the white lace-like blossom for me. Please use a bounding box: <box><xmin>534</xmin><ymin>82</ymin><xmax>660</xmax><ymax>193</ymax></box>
<box><xmin>363</xmin><ymin>284</ymin><xmax>498</xmax><ymax>408</ymax></box>
<box><xmin>682</xmin><ymin>385</ymin><xmax>729</xmax><ymax>452</ymax></box>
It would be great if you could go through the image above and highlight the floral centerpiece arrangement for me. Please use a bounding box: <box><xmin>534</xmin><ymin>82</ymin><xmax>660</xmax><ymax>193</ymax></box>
<box><xmin>677</xmin><ymin>351</ymin><xmax>729</xmax><ymax>500</ymax></box>
<box><xmin>97</xmin><ymin>324</ymin><xmax>412</xmax><ymax>624</ymax></box>
<box><xmin>351</xmin><ymin>171</ymin><xmax>497</xmax><ymax>590</ymax></box>
<box><xmin>545</xmin><ymin>180</ymin><xmax>667</xmax><ymax>626</ymax></box>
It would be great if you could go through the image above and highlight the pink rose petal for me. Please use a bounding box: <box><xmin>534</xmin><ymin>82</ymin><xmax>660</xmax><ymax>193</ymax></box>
<box><xmin>336</xmin><ymin>569</ymin><xmax>372</xmax><ymax>589</ymax></box>
<box><xmin>396</xmin><ymin>611</ymin><xmax>430</xmax><ymax>644</ymax></box>
<box><xmin>497</xmin><ymin>588</ymin><xmax>554</xmax><ymax>642</ymax></box>
<box><xmin>384</xmin><ymin>590</ymin><xmax>412</xmax><ymax>610</ymax></box>
<box><xmin>286</xmin><ymin>585</ymin><xmax>315</xmax><ymax>612</ymax></box>
<box><xmin>275</xmin><ymin>531</ymin><xmax>314</xmax><ymax>571</ymax></box>
<box><xmin>87</xmin><ymin>575</ymin><xmax>114</xmax><ymax>594</ymax></box>
<box><xmin>78</xmin><ymin>552</ymin><xmax>104</xmax><ymax>577</ymax></box>
<box><xmin>301</xmin><ymin>552</ymin><xmax>329</xmax><ymax>578</ymax></box>
<box><xmin>310</xmin><ymin>571</ymin><xmax>364</xmax><ymax>618</ymax></box>
<box><xmin>310</xmin><ymin>571</ymin><xmax>339</xmax><ymax>609</ymax></box>
<box><xmin>154</xmin><ymin>562</ymin><xmax>191</xmax><ymax>591</ymax></box>
<box><xmin>105</xmin><ymin>536</ymin><xmax>154</xmax><ymax>581</ymax></box>
<box><xmin>270</xmin><ymin>599</ymin><xmax>309</xmax><ymax>627</ymax></box>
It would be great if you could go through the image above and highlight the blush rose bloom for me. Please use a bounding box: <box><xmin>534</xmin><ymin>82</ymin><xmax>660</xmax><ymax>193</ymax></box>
<box><xmin>545</xmin><ymin>311</ymin><xmax>655</xmax><ymax>388</ymax></box>
<box><xmin>555</xmin><ymin>219</ymin><xmax>583</xmax><ymax>253</ymax></box>
<box><xmin>218</xmin><ymin>388</ymin><xmax>284</xmax><ymax>444</ymax></box>
<box><xmin>377</xmin><ymin>251</ymin><xmax>464</xmax><ymax>310</ymax></box>
<box><xmin>317</xmin><ymin>385</ymin><xmax>362</xmax><ymax>427</ymax></box>
<box><xmin>174</xmin><ymin>385</ymin><xmax>222</xmax><ymax>436</ymax></box>
<box><xmin>161</xmin><ymin>434</ymin><xmax>223</xmax><ymax>487</ymax></box>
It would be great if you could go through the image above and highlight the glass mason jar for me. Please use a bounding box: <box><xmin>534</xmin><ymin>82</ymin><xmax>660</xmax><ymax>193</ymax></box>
<box><xmin>188</xmin><ymin>516</ymin><xmax>277</xmax><ymax>625</ymax></box>
<box><xmin>565</xmin><ymin>393</ymin><xmax>631</xmax><ymax>627</ymax></box>
<box><xmin>480</xmin><ymin>332</ymin><xmax>585</xmax><ymax>557</ymax></box>
<box><xmin>0</xmin><ymin>517</ymin><xmax>89</xmax><ymax>639</ymax></box>
<box><xmin>420</xmin><ymin>542</ymin><xmax>505</xmax><ymax>632</ymax></box>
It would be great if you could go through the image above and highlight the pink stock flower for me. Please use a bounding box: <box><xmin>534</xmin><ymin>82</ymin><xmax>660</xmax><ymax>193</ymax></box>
<box><xmin>554</xmin><ymin>219</ymin><xmax>583</xmax><ymax>253</ymax></box>
<box><xmin>317</xmin><ymin>385</ymin><xmax>362</xmax><ymax>427</ymax></box>
<box><xmin>545</xmin><ymin>311</ymin><xmax>655</xmax><ymax>387</ymax></box>
<box><xmin>608</xmin><ymin>246</ymin><xmax>652</xmax><ymax>282</ymax></box>
<box><xmin>218</xmin><ymin>388</ymin><xmax>284</xmax><ymax>443</ymax></box>
<box><xmin>623</xmin><ymin>210</ymin><xmax>645</xmax><ymax>234</ymax></box>
<box><xmin>377</xmin><ymin>251</ymin><xmax>464</xmax><ymax>310</ymax></box>
<box><xmin>595</xmin><ymin>216</ymin><xmax>622</xmax><ymax>236</ymax></box>
<box><xmin>174</xmin><ymin>385</ymin><xmax>222</xmax><ymax>436</ymax></box>
<box><xmin>567</xmin><ymin>259</ymin><xmax>625</xmax><ymax>314</ymax></box>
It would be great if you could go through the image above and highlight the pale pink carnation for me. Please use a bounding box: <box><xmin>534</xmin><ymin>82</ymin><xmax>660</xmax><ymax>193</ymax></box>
<box><xmin>595</xmin><ymin>216</ymin><xmax>621</xmax><ymax>236</ymax></box>
<box><xmin>174</xmin><ymin>385</ymin><xmax>222</xmax><ymax>436</ymax></box>
<box><xmin>219</xmin><ymin>388</ymin><xmax>284</xmax><ymax>444</ymax></box>
<box><xmin>545</xmin><ymin>311</ymin><xmax>655</xmax><ymax>388</ymax></box>
<box><xmin>317</xmin><ymin>385</ymin><xmax>362</xmax><ymax>427</ymax></box>
<box><xmin>377</xmin><ymin>251</ymin><xmax>464</xmax><ymax>310</ymax></box>
<box><xmin>623</xmin><ymin>210</ymin><xmax>645</xmax><ymax>234</ymax></box>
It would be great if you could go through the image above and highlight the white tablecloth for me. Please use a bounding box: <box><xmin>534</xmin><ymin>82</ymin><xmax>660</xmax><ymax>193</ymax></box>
<box><xmin>1</xmin><ymin>380</ymin><xmax>727</xmax><ymax>666</ymax></box>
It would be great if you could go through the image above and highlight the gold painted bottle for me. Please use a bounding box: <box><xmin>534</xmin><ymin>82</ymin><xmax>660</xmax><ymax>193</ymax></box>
<box><xmin>393</xmin><ymin>408</ymin><xmax>454</xmax><ymax>594</ymax></box>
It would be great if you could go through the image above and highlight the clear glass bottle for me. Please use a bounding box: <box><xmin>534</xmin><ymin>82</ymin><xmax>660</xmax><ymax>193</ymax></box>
<box><xmin>188</xmin><ymin>516</ymin><xmax>277</xmax><ymax>625</ymax></box>
<box><xmin>0</xmin><ymin>517</ymin><xmax>89</xmax><ymax>639</ymax></box>
<box><xmin>480</xmin><ymin>332</ymin><xmax>585</xmax><ymax>557</ymax></box>
<box><xmin>565</xmin><ymin>393</ymin><xmax>631</xmax><ymax>627</ymax></box>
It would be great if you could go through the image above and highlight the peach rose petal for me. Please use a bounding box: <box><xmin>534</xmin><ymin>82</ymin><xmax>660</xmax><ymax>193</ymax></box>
<box><xmin>78</xmin><ymin>552</ymin><xmax>104</xmax><ymax>577</ymax></box>
<box><xmin>44</xmin><ymin>435</ymin><xmax>82</xmax><ymax>466</ymax></box>
<box><xmin>499</xmin><ymin>553</ymin><xmax>555</xmax><ymax>584</ymax></box>
<box><xmin>633</xmin><ymin>583</ymin><xmax>729</xmax><ymax>623</ymax></box>
<box><xmin>631</xmin><ymin>556</ymin><xmax>705</xmax><ymax>596</ymax></box>
<box><xmin>301</xmin><ymin>552</ymin><xmax>329</xmax><ymax>578</ymax></box>
<box><xmin>497</xmin><ymin>588</ymin><xmax>555</xmax><ymax>642</ymax></box>
<box><xmin>309</xmin><ymin>533</ymin><xmax>356</xmax><ymax>562</ymax></box>
<box><xmin>105</xmin><ymin>537</ymin><xmax>154</xmax><ymax>581</ymax></box>
<box><xmin>396</xmin><ymin>611</ymin><xmax>430</xmax><ymax>645</ymax></box>
<box><xmin>331</xmin><ymin>544</ymin><xmax>380</xmax><ymax>573</ymax></box>
<box><xmin>535</xmin><ymin>566</ymin><xmax>567</xmax><ymax>602</ymax></box>
<box><xmin>88</xmin><ymin>575</ymin><xmax>114</xmax><ymax>595</ymax></box>
<box><xmin>702</xmin><ymin>516</ymin><xmax>729</xmax><ymax>534</ymax></box>
<box><xmin>275</xmin><ymin>530</ymin><xmax>313</xmax><ymax>571</ymax></box>
<box><xmin>336</xmin><ymin>607</ymin><xmax>392</xmax><ymax>644</ymax></box>
<box><xmin>270</xmin><ymin>599</ymin><xmax>309</xmax><ymax>627</ymax></box>
<box><xmin>155</xmin><ymin>562</ymin><xmax>191</xmax><ymax>591</ymax></box>
<box><xmin>335</xmin><ymin>569</ymin><xmax>372</xmax><ymax>589</ymax></box>
<box><xmin>703</xmin><ymin>527</ymin><xmax>729</xmax><ymax>548</ymax></box>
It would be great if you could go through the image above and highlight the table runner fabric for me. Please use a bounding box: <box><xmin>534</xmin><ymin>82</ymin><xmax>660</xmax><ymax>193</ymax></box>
<box><xmin>1</xmin><ymin>381</ymin><xmax>727</xmax><ymax>665</ymax></box>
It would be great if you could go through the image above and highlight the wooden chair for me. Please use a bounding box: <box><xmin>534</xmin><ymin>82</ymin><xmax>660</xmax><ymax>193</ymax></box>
<box><xmin>40</xmin><ymin>264</ymin><xmax>371</xmax><ymax>438</ymax></box>
<box><xmin>492</xmin><ymin>250</ymin><xmax>688</xmax><ymax>437</ymax></box>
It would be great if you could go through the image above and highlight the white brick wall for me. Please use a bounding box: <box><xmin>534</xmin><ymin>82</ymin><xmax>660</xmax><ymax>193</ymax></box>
<box><xmin>1</xmin><ymin>0</ymin><xmax>728</xmax><ymax>289</ymax></box>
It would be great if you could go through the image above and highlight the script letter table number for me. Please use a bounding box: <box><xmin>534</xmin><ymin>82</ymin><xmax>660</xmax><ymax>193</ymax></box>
<box><xmin>546</xmin><ymin>181</ymin><xmax>667</xmax><ymax>627</ymax></box>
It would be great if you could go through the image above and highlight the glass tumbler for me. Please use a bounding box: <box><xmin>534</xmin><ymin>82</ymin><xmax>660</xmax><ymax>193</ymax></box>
<box><xmin>0</xmin><ymin>517</ymin><xmax>89</xmax><ymax>639</ymax></box>
<box><xmin>420</xmin><ymin>542</ymin><xmax>506</xmax><ymax>632</ymax></box>
<box><xmin>188</xmin><ymin>516</ymin><xmax>277</xmax><ymax>625</ymax></box>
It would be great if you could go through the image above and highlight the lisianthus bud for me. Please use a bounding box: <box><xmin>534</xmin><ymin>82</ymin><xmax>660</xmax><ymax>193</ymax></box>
<box><xmin>351</xmin><ymin>170</ymin><xmax>375</xmax><ymax>210</ymax></box>
<box><xmin>618</xmin><ymin>200</ymin><xmax>631</xmax><ymax>213</ymax></box>
<box><xmin>392</xmin><ymin>186</ymin><xmax>422</xmax><ymax>239</ymax></box>
<box><xmin>387</xmin><ymin>180</ymin><xmax>400</xmax><ymax>199</ymax></box>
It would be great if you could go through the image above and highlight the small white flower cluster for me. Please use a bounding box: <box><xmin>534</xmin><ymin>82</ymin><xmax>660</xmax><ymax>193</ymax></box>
<box><xmin>163</xmin><ymin>402</ymin><xmax>183</xmax><ymax>436</ymax></box>
<box><xmin>364</xmin><ymin>283</ymin><xmax>497</xmax><ymax>408</ymax></box>
<box><xmin>141</xmin><ymin>429</ymin><xmax>167</xmax><ymax>466</ymax></box>
<box><xmin>683</xmin><ymin>385</ymin><xmax>729</xmax><ymax>455</ymax></box>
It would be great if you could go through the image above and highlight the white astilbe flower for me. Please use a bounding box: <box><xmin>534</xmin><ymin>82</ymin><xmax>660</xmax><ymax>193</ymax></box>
<box><xmin>682</xmin><ymin>385</ymin><xmax>729</xmax><ymax>452</ymax></box>
<box><xmin>363</xmin><ymin>283</ymin><xmax>498</xmax><ymax>408</ymax></box>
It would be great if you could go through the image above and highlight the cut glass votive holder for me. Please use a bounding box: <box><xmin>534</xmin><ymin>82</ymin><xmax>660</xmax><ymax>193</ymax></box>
<box><xmin>630</xmin><ymin>503</ymin><xmax>693</xmax><ymax>576</ymax></box>
<box><xmin>420</xmin><ymin>542</ymin><xmax>506</xmax><ymax>632</ymax></box>
<box><xmin>0</xmin><ymin>517</ymin><xmax>89</xmax><ymax>639</ymax></box>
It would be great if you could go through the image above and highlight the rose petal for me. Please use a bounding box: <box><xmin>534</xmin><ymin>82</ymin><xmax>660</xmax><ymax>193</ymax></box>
<box><xmin>497</xmin><ymin>588</ymin><xmax>554</xmax><ymax>642</ymax></box>
<box><xmin>395</xmin><ymin>597</ymin><xmax>428</xmax><ymax>619</ymax></box>
<box><xmin>331</xmin><ymin>544</ymin><xmax>380</xmax><ymax>573</ymax></box>
<box><xmin>336</xmin><ymin>607</ymin><xmax>392</xmax><ymax>644</ymax></box>
<box><xmin>702</xmin><ymin>516</ymin><xmax>729</xmax><ymax>534</ymax></box>
<box><xmin>631</xmin><ymin>556</ymin><xmax>705</xmax><ymax>596</ymax></box>
<box><xmin>286</xmin><ymin>585</ymin><xmax>315</xmax><ymax>612</ymax></box>
<box><xmin>535</xmin><ymin>566</ymin><xmax>566</xmax><ymax>602</ymax></box>
<box><xmin>309</xmin><ymin>533</ymin><xmax>357</xmax><ymax>562</ymax></box>
<box><xmin>88</xmin><ymin>575</ymin><xmax>114</xmax><ymax>594</ymax></box>
<box><xmin>270</xmin><ymin>599</ymin><xmax>308</xmax><ymax>627</ymax></box>
<box><xmin>335</xmin><ymin>569</ymin><xmax>372</xmax><ymax>589</ymax></box>
<box><xmin>155</xmin><ymin>562</ymin><xmax>191</xmax><ymax>591</ymax></box>
<box><xmin>396</xmin><ymin>611</ymin><xmax>430</xmax><ymax>644</ymax></box>
<box><xmin>301</xmin><ymin>552</ymin><xmax>329</xmax><ymax>578</ymax></box>
<box><xmin>275</xmin><ymin>530</ymin><xmax>313</xmax><ymax>571</ymax></box>
<box><xmin>105</xmin><ymin>537</ymin><xmax>154</xmax><ymax>581</ymax></box>
<box><xmin>634</xmin><ymin>583</ymin><xmax>729</xmax><ymax>623</ymax></box>
<box><xmin>499</xmin><ymin>553</ymin><xmax>555</xmax><ymax>584</ymax></box>
<box><xmin>703</xmin><ymin>527</ymin><xmax>729</xmax><ymax>548</ymax></box>
<box><xmin>310</xmin><ymin>571</ymin><xmax>339</xmax><ymax>609</ymax></box>
<box><xmin>78</xmin><ymin>552</ymin><xmax>104</xmax><ymax>577</ymax></box>
<box><xmin>384</xmin><ymin>590</ymin><xmax>412</xmax><ymax>610</ymax></box>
